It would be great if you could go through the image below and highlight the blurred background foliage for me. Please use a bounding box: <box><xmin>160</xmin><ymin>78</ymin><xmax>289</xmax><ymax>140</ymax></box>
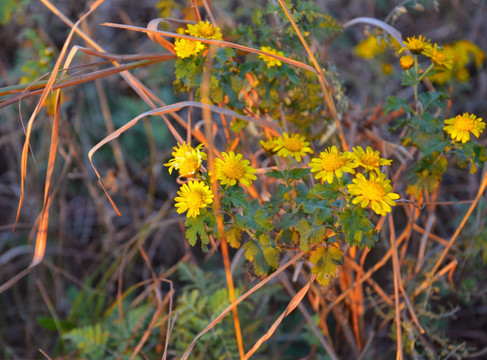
<box><xmin>0</xmin><ymin>0</ymin><xmax>486</xmax><ymax>359</ymax></box>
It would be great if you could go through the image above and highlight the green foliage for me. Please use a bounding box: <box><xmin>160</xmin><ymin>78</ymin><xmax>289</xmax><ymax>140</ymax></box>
<box><xmin>309</xmin><ymin>245</ymin><xmax>344</xmax><ymax>286</ymax></box>
<box><xmin>185</xmin><ymin>209</ymin><xmax>217</xmax><ymax>248</ymax></box>
<box><xmin>171</xmin><ymin>264</ymin><xmax>279</xmax><ymax>358</ymax></box>
<box><xmin>337</xmin><ymin>208</ymin><xmax>378</xmax><ymax>248</ymax></box>
<box><xmin>243</xmin><ymin>234</ymin><xmax>280</xmax><ymax>276</ymax></box>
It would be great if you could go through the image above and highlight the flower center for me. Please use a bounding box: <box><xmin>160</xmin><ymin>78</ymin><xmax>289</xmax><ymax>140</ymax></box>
<box><xmin>362</xmin><ymin>154</ymin><xmax>379</xmax><ymax>167</ymax></box>
<box><xmin>454</xmin><ymin>115</ymin><xmax>475</xmax><ymax>131</ymax></box>
<box><xmin>321</xmin><ymin>153</ymin><xmax>345</xmax><ymax>171</ymax></box>
<box><xmin>283</xmin><ymin>138</ymin><xmax>303</xmax><ymax>152</ymax></box>
<box><xmin>187</xmin><ymin>190</ymin><xmax>205</xmax><ymax>208</ymax></box>
<box><xmin>223</xmin><ymin>159</ymin><xmax>246</xmax><ymax>179</ymax></box>
<box><xmin>361</xmin><ymin>181</ymin><xmax>385</xmax><ymax>202</ymax></box>
<box><xmin>199</xmin><ymin>25</ymin><xmax>214</xmax><ymax>38</ymax></box>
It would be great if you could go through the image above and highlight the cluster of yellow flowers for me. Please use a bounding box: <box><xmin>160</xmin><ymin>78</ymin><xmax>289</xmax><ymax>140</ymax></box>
<box><xmin>354</xmin><ymin>34</ymin><xmax>400</xmax><ymax>60</ymax></box>
<box><xmin>261</xmin><ymin>133</ymin><xmax>399</xmax><ymax>216</ymax></box>
<box><xmin>430</xmin><ymin>40</ymin><xmax>486</xmax><ymax>84</ymax></box>
<box><xmin>259</xmin><ymin>46</ymin><xmax>285</xmax><ymax>67</ymax></box>
<box><xmin>174</xmin><ymin>20</ymin><xmax>222</xmax><ymax>59</ymax></box>
<box><xmin>399</xmin><ymin>35</ymin><xmax>453</xmax><ymax>70</ymax></box>
<box><xmin>165</xmin><ymin>135</ymin><xmax>401</xmax><ymax>218</ymax></box>
<box><xmin>164</xmin><ymin>142</ymin><xmax>257</xmax><ymax>218</ymax></box>
<box><xmin>354</xmin><ymin>34</ymin><xmax>400</xmax><ymax>75</ymax></box>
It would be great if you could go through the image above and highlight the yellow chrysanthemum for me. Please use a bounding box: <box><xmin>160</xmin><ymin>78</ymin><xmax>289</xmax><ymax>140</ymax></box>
<box><xmin>174</xmin><ymin>181</ymin><xmax>214</xmax><ymax>218</ymax></box>
<box><xmin>260</xmin><ymin>137</ymin><xmax>278</xmax><ymax>154</ymax></box>
<box><xmin>309</xmin><ymin>146</ymin><xmax>358</xmax><ymax>183</ymax></box>
<box><xmin>164</xmin><ymin>142</ymin><xmax>207</xmax><ymax>177</ymax></box>
<box><xmin>399</xmin><ymin>55</ymin><xmax>414</xmax><ymax>70</ymax></box>
<box><xmin>186</xmin><ymin>20</ymin><xmax>222</xmax><ymax>40</ymax></box>
<box><xmin>422</xmin><ymin>44</ymin><xmax>453</xmax><ymax>70</ymax></box>
<box><xmin>174</xmin><ymin>38</ymin><xmax>205</xmax><ymax>58</ymax></box>
<box><xmin>214</xmin><ymin>151</ymin><xmax>257</xmax><ymax>187</ymax></box>
<box><xmin>351</xmin><ymin>146</ymin><xmax>392</xmax><ymax>174</ymax></box>
<box><xmin>273</xmin><ymin>132</ymin><xmax>313</xmax><ymax>162</ymax></box>
<box><xmin>443</xmin><ymin>113</ymin><xmax>485</xmax><ymax>143</ymax></box>
<box><xmin>347</xmin><ymin>172</ymin><xmax>400</xmax><ymax>216</ymax></box>
<box><xmin>400</xmin><ymin>35</ymin><xmax>431</xmax><ymax>55</ymax></box>
<box><xmin>354</xmin><ymin>35</ymin><xmax>385</xmax><ymax>59</ymax></box>
<box><xmin>259</xmin><ymin>46</ymin><xmax>284</xmax><ymax>67</ymax></box>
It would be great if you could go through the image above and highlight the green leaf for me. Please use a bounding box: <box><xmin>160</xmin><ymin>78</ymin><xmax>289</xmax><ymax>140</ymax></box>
<box><xmin>384</xmin><ymin>95</ymin><xmax>410</xmax><ymax>114</ymax></box>
<box><xmin>174</xmin><ymin>58</ymin><xmax>197</xmax><ymax>80</ymax></box>
<box><xmin>294</xmin><ymin>219</ymin><xmax>328</xmax><ymax>251</ymax></box>
<box><xmin>254</xmin><ymin>208</ymin><xmax>274</xmax><ymax>232</ymax></box>
<box><xmin>418</xmin><ymin>91</ymin><xmax>446</xmax><ymax>111</ymax></box>
<box><xmin>243</xmin><ymin>234</ymin><xmax>280</xmax><ymax>276</ymax></box>
<box><xmin>289</xmin><ymin>168</ymin><xmax>311</xmax><ymax>180</ymax></box>
<box><xmin>267</xmin><ymin>170</ymin><xmax>286</xmax><ymax>180</ymax></box>
<box><xmin>222</xmin><ymin>185</ymin><xmax>249</xmax><ymax>210</ymax></box>
<box><xmin>309</xmin><ymin>245</ymin><xmax>344</xmax><ymax>286</ymax></box>
<box><xmin>225</xmin><ymin>226</ymin><xmax>242</xmax><ymax>249</ymax></box>
<box><xmin>401</xmin><ymin>67</ymin><xmax>420</xmax><ymax>87</ymax></box>
<box><xmin>211</xmin><ymin>86</ymin><xmax>224</xmax><ymax>103</ymax></box>
<box><xmin>337</xmin><ymin>208</ymin><xmax>378</xmax><ymax>249</ymax></box>
<box><xmin>309</xmin><ymin>182</ymin><xmax>341</xmax><ymax>202</ymax></box>
<box><xmin>236</xmin><ymin>201</ymin><xmax>273</xmax><ymax>234</ymax></box>
<box><xmin>63</xmin><ymin>323</ymin><xmax>109</xmax><ymax>358</ymax></box>
<box><xmin>422</xmin><ymin>137</ymin><xmax>448</xmax><ymax>157</ymax></box>
<box><xmin>36</xmin><ymin>316</ymin><xmax>76</xmax><ymax>332</ymax></box>
<box><xmin>185</xmin><ymin>210</ymin><xmax>216</xmax><ymax>247</ymax></box>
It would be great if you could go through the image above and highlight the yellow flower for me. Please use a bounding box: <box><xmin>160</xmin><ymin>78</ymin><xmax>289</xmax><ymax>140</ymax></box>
<box><xmin>273</xmin><ymin>132</ymin><xmax>313</xmax><ymax>162</ymax></box>
<box><xmin>455</xmin><ymin>67</ymin><xmax>470</xmax><ymax>82</ymax></box>
<box><xmin>400</xmin><ymin>35</ymin><xmax>431</xmax><ymax>55</ymax></box>
<box><xmin>347</xmin><ymin>172</ymin><xmax>400</xmax><ymax>216</ymax></box>
<box><xmin>355</xmin><ymin>35</ymin><xmax>385</xmax><ymax>59</ymax></box>
<box><xmin>174</xmin><ymin>180</ymin><xmax>214</xmax><ymax>218</ymax></box>
<box><xmin>186</xmin><ymin>20</ymin><xmax>222</xmax><ymax>40</ymax></box>
<box><xmin>422</xmin><ymin>44</ymin><xmax>453</xmax><ymax>70</ymax></box>
<box><xmin>164</xmin><ymin>142</ymin><xmax>207</xmax><ymax>177</ymax></box>
<box><xmin>399</xmin><ymin>55</ymin><xmax>414</xmax><ymax>70</ymax></box>
<box><xmin>350</xmin><ymin>146</ymin><xmax>392</xmax><ymax>174</ymax></box>
<box><xmin>309</xmin><ymin>146</ymin><xmax>358</xmax><ymax>183</ymax></box>
<box><xmin>260</xmin><ymin>137</ymin><xmax>278</xmax><ymax>154</ymax></box>
<box><xmin>259</xmin><ymin>46</ymin><xmax>284</xmax><ymax>67</ymax></box>
<box><xmin>443</xmin><ymin>113</ymin><xmax>485</xmax><ymax>143</ymax></box>
<box><xmin>174</xmin><ymin>38</ymin><xmax>205</xmax><ymax>58</ymax></box>
<box><xmin>214</xmin><ymin>151</ymin><xmax>257</xmax><ymax>187</ymax></box>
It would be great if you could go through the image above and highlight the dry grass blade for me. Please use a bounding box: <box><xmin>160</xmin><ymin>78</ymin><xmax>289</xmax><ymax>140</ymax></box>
<box><xmin>201</xmin><ymin>57</ymin><xmax>245</xmax><ymax>359</ymax></box>
<box><xmin>244</xmin><ymin>275</ymin><xmax>315</xmax><ymax>359</ymax></box>
<box><xmin>0</xmin><ymin>56</ymin><xmax>174</xmax><ymax>109</ymax></box>
<box><xmin>0</xmin><ymin>0</ymin><xmax>106</xmax><ymax>295</ymax></box>
<box><xmin>388</xmin><ymin>216</ymin><xmax>403</xmax><ymax>360</ymax></box>
<box><xmin>276</xmin><ymin>0</ymin><xmax>347</xmax><ymax>150</ymax></box>
<box><xmin>429</xmin><ymin>168</ymin><xmax>487</xmax><ymax>277</ymax></box>
<box><xmin>181</xmin><ymin>251</ymin><xmax>307</xmax><ymax>360</ymax></box>
<box><xmin>102</xmin><ymin>22</ymin><xmax>318</xmax><ymax>74</ymax></box>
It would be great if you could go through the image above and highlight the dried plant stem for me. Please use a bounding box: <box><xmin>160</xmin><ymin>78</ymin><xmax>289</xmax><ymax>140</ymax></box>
<box><xmin>201</xmin><ymin>53</ymin><xmax>245</xmax><ymax>360</ymax></box>
<box><xmin>429</xmin><ymin>168</ymin><xmax>487</xmax><ymax>277</ymax></box>
<box><xmin>388</xmin><ymin>216</ymin><xmax>404</xmax><ymax>360</ymax></box>
<box><xmin>276</xmin><ymin>0</ymin><xmax>348</xmax><ymax>150</ymax></box>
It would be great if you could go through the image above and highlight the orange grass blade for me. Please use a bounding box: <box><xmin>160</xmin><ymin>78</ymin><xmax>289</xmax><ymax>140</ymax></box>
<box><xmin>0</xmin><ymin>56</ymin><xmax>174</xmax><ymax>109</ymax></box>
<box><xmin>102</xmin><ymin>22</ymin><xmax>318</xmax><ymax>74</ymax></box>
<box><xmin>244</xmin><ymin>275</ymin><xmax>315</xmax><ymax>359</ymax></box>
<box><xmin>200</xmin><ymin>59</ymin><xmax>244</xmax><ymax>358</ymax></box>
<box><xmin>276</xmin><ymin>0</ymin><xmax>348</xmax><ymax>150</ymax></box>
<box><xmin>1</xmin><ymin>0</ymin><xmax>106</xmax><ymax>295</ymax></box>
<box><xmin>429</xmin><ymin>168</ymin><xmax>487</xmax><ymax>277</ymax></box>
